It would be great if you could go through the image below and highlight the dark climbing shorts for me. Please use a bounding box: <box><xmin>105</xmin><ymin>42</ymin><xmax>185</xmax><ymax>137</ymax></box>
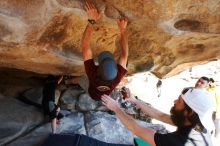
<box><xmin>49</xmin><ymin>107</ymin><xmax>58</xmax><ymax>120</ymax></box>
<box><xmin>57</xmin><ymin>113</ymin><xmax>64</xmax><ymax>120</ymax></box>
<box><xmin>43</xmin><ymin>101</ymin><xmax>57</xmax><ymax>116</ymax></box>
<box><xmin>43</xmin><ymin>103</ymin><xmax>63</xmax><ymax>120</ymax></box>
<box><xmin>48</xmin><ymin>107</ymin><xmax>64</xmax><ymax>120</ymax></box>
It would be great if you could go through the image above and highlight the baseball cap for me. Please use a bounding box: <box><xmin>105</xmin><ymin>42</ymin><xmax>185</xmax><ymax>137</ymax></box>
<box><xmin>181</xmin><ymin>88</ymin><xmax>215</xmax><ymax>133</ymax></box>
<box><xmin>97</xmin><ymin>51</ymin><xmax>117</xmax><ymax>81</ymax></box>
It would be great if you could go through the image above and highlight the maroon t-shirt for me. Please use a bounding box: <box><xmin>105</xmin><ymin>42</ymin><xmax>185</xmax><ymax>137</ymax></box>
<box><xmin>84</xmin><ymin>59</ymin><xmax>127</xmax><ymax>100</ymax></box>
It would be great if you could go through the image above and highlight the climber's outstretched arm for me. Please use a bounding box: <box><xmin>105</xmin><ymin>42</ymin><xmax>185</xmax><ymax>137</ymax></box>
<box><xmin>82</xmin><ymin>0</ymin><xmax>101</xmax><ymax>61</ymax></box>
<box><xmin>117</xmin><ymin>17</ymin><xmax>129</xmax><ymax>69</ymax></box>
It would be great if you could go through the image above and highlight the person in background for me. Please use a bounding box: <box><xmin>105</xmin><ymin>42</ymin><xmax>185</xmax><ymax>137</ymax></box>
<box><xmin>156</xmin><ymin>80</ymin><xmax>162</xmax><ymax>97</ymax></box>
<box><xmin>42</xmin><ymin>75</ymin><xmax>64</xmax><ymax>134</ymax></box>
<box><xmin>195</xmin><ymin>76</ymin><xmax>210</xmax><ymax>89</ymax></box>
<box><xmin>81</xmin><ymin>0</ymin><xmax>129</xmax><ymax>100</ymax></box>
<box><xmin>208</xmin><ymin>78</ymin><xmax>220</xmax><ymax>138</ymax></box>
<box><xmin>102</xmin><ymin>87</ymin><xmax>215</xmax><ymax>146</ymax></box>
<box><xmin>186</xmin><ymin>76</ymin><xmax>216</xmax><ymax>135</ymax></box>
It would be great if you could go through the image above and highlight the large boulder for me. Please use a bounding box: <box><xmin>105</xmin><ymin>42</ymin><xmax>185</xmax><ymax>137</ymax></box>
<box><xmin>85</xmin><ymin>111</ymin><xmax>167</xmax><ymax>145</ymax></box>
<box><xmin>22</xmin><ymin>87</ymin><xmax>61</xmax><ymax>106</ymax></box>
<box><xmin>0</xmin><ymin>96</ymin><xmax>44</xmax><ymax>145</ymax></box>
<box><xmin>8</xmin><ymin>112</ymin><xmax>86</xmax><ymax>146</ymax></box>
<box><xmin>60</xmin><ymin>88</ymin><xmax>84</xmax><ymax>110</ymax></box>
<box><xmin>77</xmin><ymin>93</ymin><xmax>103</xmax><ymax>111</ymax></box>
<box><xmin>0</xmin><ymin>0</ymin><xmax>220</xmax><ymax>78</ymax></box>
<box><xmin>85</xmin><ymin>111</ymin><xmax>134</xmax><ymax>144</ymax></box>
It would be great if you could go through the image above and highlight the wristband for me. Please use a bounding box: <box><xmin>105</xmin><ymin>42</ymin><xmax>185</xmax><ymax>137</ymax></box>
<box><xmin>88</xmin><ymin>19</ymin><xmax>96</xmax><ymax>25</ymax></box>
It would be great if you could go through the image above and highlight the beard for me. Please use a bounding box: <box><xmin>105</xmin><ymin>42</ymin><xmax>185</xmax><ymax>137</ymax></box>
<box><xmin>170</xmin><ymin>106</ymin><xmax>186</xmax><ymax>128</ymax></box>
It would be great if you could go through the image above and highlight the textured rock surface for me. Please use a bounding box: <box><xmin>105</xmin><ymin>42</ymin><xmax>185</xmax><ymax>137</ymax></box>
<box><xmin>0</xmin><ymin>95</ymin><xmax>167</xmax><ymax>146</ymax></box>
<box><xmin>85</xmin><ymin>111</ymin><xmax>134</xmax><ymax>144</ymax></box>
<box><xmin>0</xmin><ymin>0</ymin><xmax>220</xmax><ymax>78</ymax></box>
<box><xmin>22</xmin><ymin>87</ymin><xmax>61</xmax><ymax>105</ymax></box>
<box><xmin>60</xmin><ymin>88</ymin><xmax>85</xmax><ymax>110</ymax></box>
<box><xmin>7</xmin><ymin>112</ymin><xmax>86</xmax><ymax>146</ymax></box>
<box><xmin>0</xmin><ymin>96</ymin><xmax>44</xmax><ymax>146</ymax></box>
<box><xmin>0</xmin><ymin>68</ymin><xmax>44</xmax><ymax>97</ymax></box>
